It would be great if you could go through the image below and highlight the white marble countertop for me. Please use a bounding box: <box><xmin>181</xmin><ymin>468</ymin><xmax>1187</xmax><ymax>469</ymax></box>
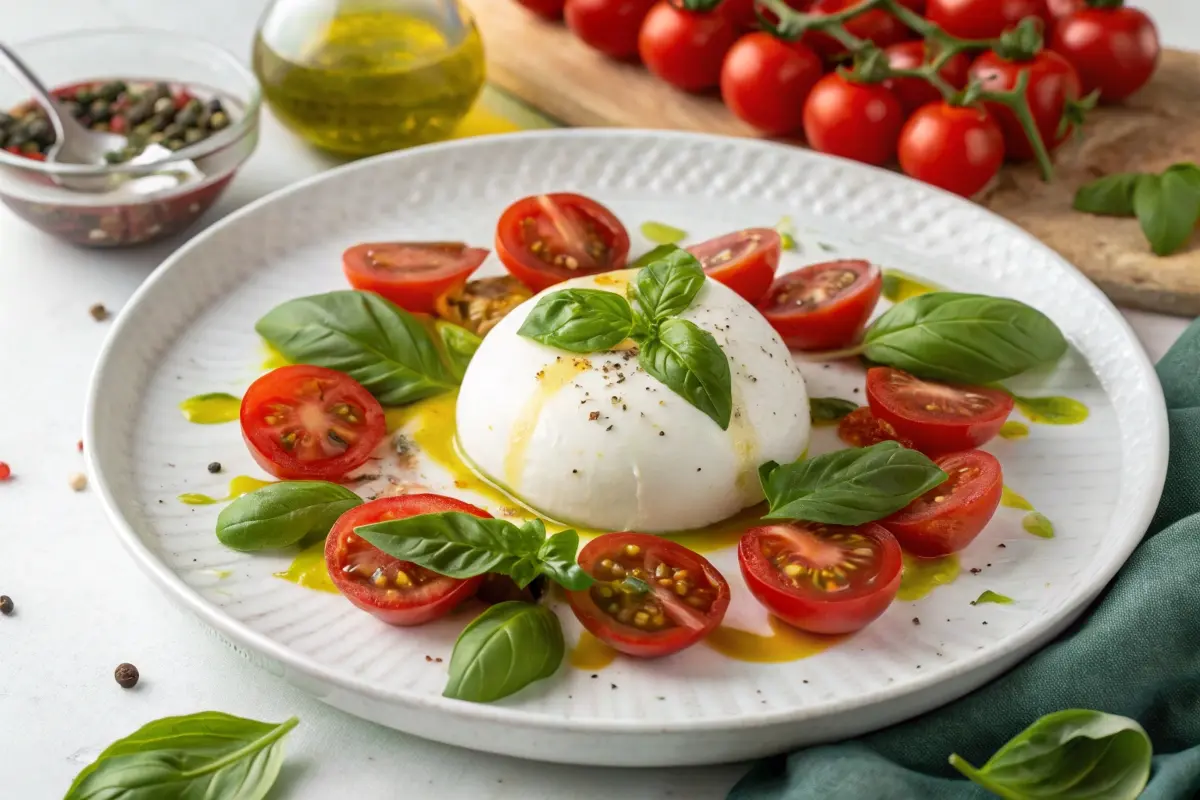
<box><xmin>1</xmin><ymin>1</ymin><xmax>1194</xmax><ymax>797</ymax></box>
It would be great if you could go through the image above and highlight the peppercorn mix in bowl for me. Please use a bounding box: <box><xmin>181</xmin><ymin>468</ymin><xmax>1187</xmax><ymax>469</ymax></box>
<box><xmin>0</xmin><ymin>29</ymin><xmax>261</xmax><ymax>247</ymax></box>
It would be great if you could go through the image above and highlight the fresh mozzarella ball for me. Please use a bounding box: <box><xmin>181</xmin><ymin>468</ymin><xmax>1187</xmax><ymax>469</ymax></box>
<box><xmin>456</xmin><ymin>269</ymin><xmax>810</xmax><ymax>532</ymax></box>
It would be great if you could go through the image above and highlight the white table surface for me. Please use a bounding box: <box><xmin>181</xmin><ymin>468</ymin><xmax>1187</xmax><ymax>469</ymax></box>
<box><xmin>1</xmin><ymin>1</ymin><xmax>1195</xmax><ymax>797</ymax></box>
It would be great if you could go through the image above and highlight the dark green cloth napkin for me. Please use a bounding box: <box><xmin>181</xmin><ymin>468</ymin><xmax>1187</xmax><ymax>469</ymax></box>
<box><xmin>730</xmin><ymin>318</ymin><xmax>1200</xmax><ymax>800</ymax></box>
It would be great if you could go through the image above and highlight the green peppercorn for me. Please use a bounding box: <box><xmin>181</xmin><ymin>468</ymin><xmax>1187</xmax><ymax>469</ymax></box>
<box><xmin>127</xmin><ymin>99</ymin><xmax>154</xmax><ymax>126</ymax></box>
<box><xmin>152</xmin><ymin>96</ymin><xmax>174</xmax><ymax>115</ymax></box>
<box><xmin>161</xmin><ymin>123</ymin><xmax>183</xmax><ymax>140</ymax></box>
<box><xmin>165</xmin><ymin>138</ymin><xmax>185</xmax><ymax>151</ymax></box>
<box><xmin>104</xmin><ymin>150</ymin><xmax>124</xmax><ymax>164</ymax></box>
<box><xmin>184</xmin><ymin>128</ymin><xmax>206</xmax><ymax>144</ymax></box>
<box><xmin>152</xmin><ymin>81</ymin><xmax>172</xmax><ymax>99</ymax></box>
<box><xmin>26</xmin><ymin>118</ymin><xmax>52</xmax><ymax>144</ymax></box>
<box><xmin>133</xmin><ymin>121</ymin><xmax>155</xmax><ymax>138</ymax></box>
<box><xmin>98</xmin><ymin>81</ymin><xmax>126</xmax><ymax>102</ymax></box>
<box><xmin>88</xmin><ymin>99</ymin><xmax>111</xmax><ymax>123</ymax></box>
<box><xmin>150</xmin><ymin>113</ymin><xmax>173</xmax><ymax>133</ymax></box>
<box><xmin>208</xmin><ymin>111</ymin><xmax>229</xmax><ymax>130</ymax></box>
<box><xmin>175</xmin><ymin>105</ymin><xmax>200</xmax><ymax>128</ymax></box>
<box><xmin>75</xmin><ymin>89</ymin><xmax>94</xmax><ymax>105</ymax></box>
<box><xmin>148</xmin><ymin>132</ymin><xmax>165</xmax><ymax>144</ymax></box>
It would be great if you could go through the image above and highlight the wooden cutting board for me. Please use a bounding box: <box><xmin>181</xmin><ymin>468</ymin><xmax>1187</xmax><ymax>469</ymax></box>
<box><xmin>472</xmin><ymin>0</ymin><xmax>1200</xmax><ymax>317</ymax></box>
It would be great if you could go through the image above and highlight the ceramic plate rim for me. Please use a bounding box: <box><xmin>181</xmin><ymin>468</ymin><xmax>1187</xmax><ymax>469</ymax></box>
<box><xmin>86</xmin><ymin>128</ymin><xmax>1169</xmax><ymax>735</ymax></box>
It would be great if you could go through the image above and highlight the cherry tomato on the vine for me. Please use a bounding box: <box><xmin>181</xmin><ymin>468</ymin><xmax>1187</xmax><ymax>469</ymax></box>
<box><xmin>638</xmin><ymin>2</ymin><xmax>739</xmax><ymax>92</ymax></box>
<box><xmin>514</xmin><ymin>0</ymin><xmax>568</xmax><ymax>20</ymax></box>
<box><xmin>969</xmin><ymin>49</ymin><xmax>1081</xmax><ymax>161</ymax></box>
<box><xmin>803</xmin><ymin>0</ymin><xmax>922</xmax><ymax>63</ymax></box>
<box><xmin>926</xmin><ymin>0</ymin><xmax>1050</xmax><ymax>40</ymax></box>
<box><xmin>720</xmin><ymin>33</ymin><xmax>823</xmax><ymax>135</ymax></box>
<box><xmin>883</xmin><ymin>41</ymin><xmax>971</xmax><ymax>114</ymax></box>
<box><xmin>803</xmin><ymin>73</ymin><xmax>905</xmax><ymax>166</ymax></box>
<box><xmin>898</xmin><ymin>102</ymin><xmax>1005</xmax><ymax>197</ymax></box>
<box><xmin>565</xmin><ymin>0</ymin><xmax>657</xmax><ymax>60</ymax></box>
<box><xmin>1050</xmin><ymin>6</ymin><xmax>1159</xmax><ymax>102</ymax></box>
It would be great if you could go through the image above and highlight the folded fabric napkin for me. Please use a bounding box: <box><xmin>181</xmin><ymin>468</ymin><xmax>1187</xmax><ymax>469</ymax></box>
<box><xmin>730</xmin><ymin>318</ymin><xmax>1200</xmax><ymax>800</ymax></box>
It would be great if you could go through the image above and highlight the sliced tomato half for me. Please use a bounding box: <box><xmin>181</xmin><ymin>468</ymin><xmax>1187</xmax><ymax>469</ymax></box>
<box><xmin>738</xmin><ymin>522</ymin><xmax>901</xmax><ymax>635</ymax></box>
<box><xmin>866</xmin><ymin>367</ymin><xmax>1014</xmax><ymax>455</ymax></box>
<box><xmin>566</xmin><ymin>532</ymin><xmax>730</xmax><ymax>658</ymax></box>
<box><xmin>325</xmin><ymin>495</ymin><xmax>486</xmax><ymax>626</ymax></box>
<box><xmin>240</xmin><ymin>365</ymin><xmax>385</xmax><ymax>481</ymax></box>
<box><xmin>837</xmin><ymin>406</ymin><xmax>913</xmax><ymax>450</ymax></box>
<box><xmin>759</xmin><ymin>260</ymin><xmax>882</xmax><ymax>350</ymax></box>
<box><xmin>495</xmin><ymin>193</ymin><xmax>631</xmax><ymax>293</ymax></box>
<box><xmin>687</xmin><ymin>228</ymin><xmax>781</xmax><ymax>305</ymax></box>
<box><xmin>882</xmin><ymin>450</ymin><xmax>1003</xmax><ymax>557</ymax></box>
<box><xmin>342</xmin><ymin>241</ymin><xmax>489</xmax><ymax>315</ymax></box>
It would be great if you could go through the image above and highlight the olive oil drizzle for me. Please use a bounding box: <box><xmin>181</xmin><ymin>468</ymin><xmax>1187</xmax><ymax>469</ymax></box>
<box><xmin>705</xmin><ymin>616</ymin><xmax>844</xmax><ymax>663</ymax></box>
<box><xmin>178</xmin><ymin>476</ymin><xmax>274</xmax><ymax>506</ymax></box>
<box><xmin>179</xmin><ymin>393</ymin><xmax>240</xmax><ymax>424</ymax></box>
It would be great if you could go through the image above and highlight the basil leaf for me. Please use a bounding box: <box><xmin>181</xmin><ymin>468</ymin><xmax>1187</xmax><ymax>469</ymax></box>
<box><xmin>435</xmin><ymin>320</ymin><xmax>481</xmax><ymax>381</ymax></box>
<box><xmin>1166</xmin><ymin>162</ymin><xmax>1200</xmax><ymax>193</ymax></box>
<box><xmin>356</xmin><ymin>512</ymin><xmax>542</xmax><ymax>580</ymax></box>
<box><xmin>256</xmin><ymin>290</ymin><xmax>455</xmax><ymax>405</ymax></box>
<box><xmin>536</xmin><ymin>529</ymin><xmax>593</xmax><ymax>591</ymax></box>
<box><xmin>215</xmin><ymin>482</ymin><xmax>361</xmax><ymax>552</ymax></box>
<box><xmin>517</xmin><ymin>288</ymin><xmax>635</xmax><ymax>353</ymax></box>
<box><xmin>862</xmin><ymin>292</ymin><xmax>1068</xmax><ymax>384</ymax></box>
<box><xmin>639</xmin><ymin>317</ymin><xmax>733</xmax><ymax>430</ymax></box>
<box><xmin>1134</xmin><ymin>171</ymin><xmax>1200</xmax><ymax>257</ymax></box>
<box><xmin>809</xmin><ymin>397</ymin><xmax>859</xmax><ymax>426</ymax></box>
<box><xmin>629</xmin><ymin>244</ymin><xmax>680</xmax><ymax>268</ymax></box>
<box><xmin>1073</xmin><ymin>173</ymin><xmax>1141</xmax><ymax>217</ymax></box>
<box><xmin>761</xmin><ymin>441</ymin><xmax>947</xmax><ymax>525</ymax></box>
<box><xmin>949</xmin><ymin>710</ymin><xmax>1151</xmax><ymax>800</ymax></box>
<box><xmin>627</xmin><ymin>247</ymin><xmax>706</xmax><ymax>321</ymax></box>
<box><xmin>65</xmin><ymin>711</ymin><xmax>298</xmax><ymax>800</ymax></box>
<box><xmin>443</xmin><ymin>602</ymin><xmax>565</xmax><ymax>703</ymax></box>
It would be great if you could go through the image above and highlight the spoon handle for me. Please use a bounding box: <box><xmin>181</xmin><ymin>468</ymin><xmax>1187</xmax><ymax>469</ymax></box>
<box><xmin>0</xmin><ymin>42</ymin><xmax>61</xmax><ymax>111</ymax></box>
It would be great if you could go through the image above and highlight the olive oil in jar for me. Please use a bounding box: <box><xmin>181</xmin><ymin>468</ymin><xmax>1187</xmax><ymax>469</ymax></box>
<box><xmin>252</xmin><ymin>0</ymin><xmax>485</xmax><ymax>156</ymax></box>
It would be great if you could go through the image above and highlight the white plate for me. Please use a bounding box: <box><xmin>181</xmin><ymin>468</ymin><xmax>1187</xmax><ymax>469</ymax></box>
<box><xmin>86</xmin><ymin>130</ymin><xmax>1168</xmax><ymax>768</ymax></box>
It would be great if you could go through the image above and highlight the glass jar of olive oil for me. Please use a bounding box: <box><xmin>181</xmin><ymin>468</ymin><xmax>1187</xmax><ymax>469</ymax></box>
<box><xmin>252</xmin><ymin>0</ymin><xmax>485</xmax><ymax>156</ymax></box>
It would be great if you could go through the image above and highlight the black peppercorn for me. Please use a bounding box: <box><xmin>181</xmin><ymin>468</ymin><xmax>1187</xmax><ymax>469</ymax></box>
<box><xmin>0</xmin><ymin>595</ymin><xmax>12</xmax><ymax>615</ymax></box>
<box><xmin>114</xmin><ymin>663</ymin><xmax>139</xmax><ymax>689</ymax></box>
<box><xmin>207</xmin><ymin>461</ymin><xmax>222</xmax><ymax>474</ymax></box>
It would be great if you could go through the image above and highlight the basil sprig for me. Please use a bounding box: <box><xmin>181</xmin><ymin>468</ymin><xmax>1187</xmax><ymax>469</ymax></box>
<box><xmin>65</xmin><ymin>711</ymin><xmax>299</xmax><ymax>800</ymax></box>
<box><xmin>760</xmin><ymin>441</ymin><xmax>947</xmax><ymax>525</ymax></box>
<box><xmin>216</xmin><ymin>481</ymin><xmax>362</xmax><ymax>552</ymax></box>
<box><xmin>949</xmin><ymin>710</ymin><xmax>1152</xmax><ymax>799</ymax></box>
<box><xmin>809</xmin><ymin>397</ymin><xmax>859</xmax><ymax>426</ymax></box>
<box><xmin>517</xmin><ymin>248</ymin><xmax>733</xmax><ymax>429</ymax></box>
<box><xmin>256</xmin><ymin>290</ymin><xmax>458</xmax><ymax>406</ymax></box>
<box><xmin>1075</xmin><ymin>162</ymin><xmax>1200</xmax><ymax>256</ymax></box>
<box><xmin>862</xmin><ymin>292</ymin><xmax>1067</xmax><ymax>385</ymax></box>
<box><xmin>435</xmin><ymin>319</ymin><xmax>481</xmax><ymax>381</ymax></box>
<box><xmin>355</xmin><ymin>513</ymin><xmax>592</xmax><ymax>591</ymax></box>
<box><xmin>444</xmin><ymin>601</ymin><xmax>564</xmax><ymax>703</ymax></box>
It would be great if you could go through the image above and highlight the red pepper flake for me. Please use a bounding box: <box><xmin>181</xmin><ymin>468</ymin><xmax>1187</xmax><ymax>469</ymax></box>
<box><xmin>0</xmin><ymin>462</ymin><xmax>10</xmax><ymax>481</ymax></box>
<box><xmin>76</xmin><ymin>440</ymin><xmax>84</xmax><ymax>453</ymax></box>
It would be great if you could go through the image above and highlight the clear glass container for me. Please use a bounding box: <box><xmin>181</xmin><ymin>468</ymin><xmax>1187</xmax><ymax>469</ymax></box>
<box><xmin>253</xmin><ymin>0</ymin><xmax>486</xmax><ymax>157</ymax></box>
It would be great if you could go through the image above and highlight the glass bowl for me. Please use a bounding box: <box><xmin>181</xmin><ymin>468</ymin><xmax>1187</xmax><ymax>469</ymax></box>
<box><xmin>0</xmin><ymin>29</ymin><xmax>261</xmax><ymax>247</ymax></box>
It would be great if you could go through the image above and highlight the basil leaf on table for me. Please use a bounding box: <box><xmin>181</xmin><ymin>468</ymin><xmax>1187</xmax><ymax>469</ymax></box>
<box><xmin>1133</xmin><ymin>170</ymin><xmax>1200</xmax><ymax>257</ymax></box>
<box><xmin>256</xmin><ymin>290</ymin><xmax>456</xmax><ymax>405</ymax></box>
<box><xmin>862</xmin><ymin>292</ymin><xmax>1068</xmax><ymax>384</ymax></box>
<box><xmin>444</xmin><ymin>601</ymin><xmax>565</xmax><ymax>703</ymax></box>
<box><xmin>760</xmin><ymin>441</ymin><xmax>947</xmax><ymax>525</ymax></box>
<box><xmin>639</xmin><ymin>317</ymin><xmax>733</xmax><ymax>430</ymax></box>
<box><xmin>516</xmin><ymin>288</ymin><xmax>634</xmax><ymax>353</ymax></box>
<box><xmin>627</xmin><ymin>246</ymin><xmax>706</xmax><ymax>321</ymax></box>
<box><xmin>809</xmin><ymin>397</ymin><xmax>859</xmax><ymax>426</ymax></box>
<box><xmin>435</xmin><ymin>320</ymin><xmax>481</xmax><ymax>381</ymax></box>
<box><xmin>1073</xmin><ymin>172</ymin><xmax>1142</xmax><ymax>217</ymax></box>
<box><xmin>216</xmin><ymin>481</ymin><xmax>361</xmax><ymax>552</ymax></box>
<box><xmin>65</xmin><ymin>711</ymin><xmax>299</xmax><ymax>800</ymax></box>
<box><xmin>949</xmin><ymin>709</ymin><xmax>1152</xmax><ymax>800</ymax></box>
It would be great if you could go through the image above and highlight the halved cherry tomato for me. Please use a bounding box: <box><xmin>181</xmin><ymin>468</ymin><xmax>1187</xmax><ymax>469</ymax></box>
<box><xmin>564</xmin><ymin>0</ymin><xmax>657</xmax><ymax>60</ymax></box>
<box><xmin>1050</xmin><ymin>5</ymin><xmax>1159</xmax><ymax>103</ymax></box>
<box><xmin>342</xmin><ymin>241</ymin><xmax>488</xmax><ymax>315</ymax></box>
<box><xmin>720</xmin><ymin>33</ymin><xmax>823</xmax><ymax>136</ymax></box>
<box><xmin>687</xmin><ymin>228</ymin><xmax>781</xmax><ymax>304</ymax></box>
<box><xmin>803</xmin><ymin>73</ymin><xmax>905</xmax><ymax>167</ymax></box>
<box><xmin>970</xmin><ymin>49</ymin><xmax>1081</xmax><ymax>161</ymax></box>
<box><xmin>926</xmin><ymin>0</ymin><xmax>1049</xmax><ymax>40</ymax></box>
<box><xmin>434</xmin><ymin>275</ymin><xmax>533</xmax><ymax>336</ymax></box>
<box><xmin>866</xmin><ymin>367</ymin><xmax>1014</xmax><ymax>455</ymax></box>
<box><xmin>515</xmin><ymin>0</ymin><xmax>568</xmax><ymax>20</ymax></box>
<box><xmin>325</xmin><ymin>495</ymin><xmax>485</xmax><ymax>626</ymax></box>
<box><xmin>567</xmin><ymin>532</ymin><xmax>730</xmax><ymax>658</ymax></box>
<box><xmin>759</xmin><ymin>260</ymin><xmax>882</xmax><ymax>351</ymax></box>
<box><xmin>881</xmin><ymin>450</ymin><xmax>1003</xmax><ymax>557</ymax></box>
<box><xmin>240</xmin><ymin>365</ymin><xmax>385</xmax><ymax>481</ymax></box>
<box><xmin>495</xmin><ymin>193</ymin><xmax>631</xmax><ymax>293</ymax></box>
<box><xmin>738</xmin><ymin>522</ymin><xmax>902</xmax><ymax>635</ymax></box>
<box><xmin>898</xmin><ymin>103</ymin><xmax>1006</xmax><ymax>197</ymax></box>
<box><xmin>803</xmin><ymin>0</ymin><xmax>920</xmax><ymax>62</ymax></box>
<box><xmin>638</xmin><ymin>2</ymin><xmax>739</xmax><ymax>92</ymax></box>
<box><xmin>837</xmin><ymin>406</ymin><xmax>914</xmax><ymax>449</ymax></box>
<box><xmin>883</xmin><ymin>41</ymin><xmax>971</xmax><ymax>114</ymax></box>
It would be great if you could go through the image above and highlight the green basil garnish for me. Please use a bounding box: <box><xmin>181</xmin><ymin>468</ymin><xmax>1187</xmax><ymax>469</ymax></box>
<box><xmin>862</xmin><ymin>292</ymin><xmax>1068</xmax><ymax>385</ymax></box>
<box><xmin>355</xmin><ymin>512</ymin><xmax>592</xmax><ymax>591</ymax></box>
<box><xmin>809</xmin><ymin>397</ymin><xmax>859</xmax><ymax>426</ymax></box>
<box><xmin>640</xmin><ymin>318</ymin><xmax>732</xmax><ymax>430</ymax></box>
<box><xmin>1073</xmin><ymin>172</ymin><xmax>1141</xmax><ymax>217</ymax></box>
<box><xmin>256</xmin><ymin>290</ymin><xmax>456</xmax><ymax>405</ymax></box>
<box><xmin>443</xmin><ymin>601</ymin><xmax>565</xmax><ymax>703</ymax></box>
<box><xmin>629</xmin><ymin>243</ymin><xmax>680</xmax><ymax>268</ymax></box>
<box><xmin>1133</xmin><ymin>170</ymin><xmax>1200</xmax><ymax>257</ymax></box>
<box><xmin>216</xmin><ymin>481</ymin><xmax>362</xmax><ymax>552</ymax></box>
<box><xmin>949</xmin><ymin>710</ymin><xmax>1152</xmax><ymax>800</ymax></box>
<box><xmin>760</xmin><ymin>441</ymin><xmax>947</xmax><ymax>525</ymax></box>
<box><xmin>65</xmin><ymin>711</ymin><xmax>299</xmax><ymax>800</ymax></box>
<box><xmin>435</xmin><ymin>319</ymin><xmax>481</xmax><ymax>381</ymax></box>
<box><xmin>627</xmin><ymin>249</ymin><xmax>705</xmax><ymax>321</ymax></box>
<box><xmin>517</xmin><ymin>288</ymin><xmax>634</xmax><ymax>353</ymax></box>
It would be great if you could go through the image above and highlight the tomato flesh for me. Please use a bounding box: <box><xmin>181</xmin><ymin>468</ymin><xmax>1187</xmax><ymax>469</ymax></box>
<box><xmin>866</xmin><ymin>367</ymin><xmax>1014</xmax><ymax>456</ymax></box>
<box><xmin>738</xmin><ymin>522</ymin><xmax>902</xmax><ymax>635</ymax></box>
<box><xmin>434</xmin><ymin>275</ymin><xmax>533</xmax><ymax>336</ymax></box>
<box><xmin>342</xmin><ymin>241</ymin><xmax>488</xmax><ymax>315</ymax></box>
<box><xmin>240</xmin><ymin>365</ymin><xmax>385</xmax><ymax>481</ymax></box>
<box><xmin>325</xmin><ymin>495</ymin><xmax>485</xmax><ymax>626</ymax></box>
<box><xmin>882</xmin><ymin>450</ymin><xmax>1003</xmax><ymax>557</ymax></box>
<box><xmin>567</xmin><ymin>533</ymin><xmax>730</xmax><ymax>658</ymax></box>
<box><xmin>495</xmin><ymin>193</ymin><xmax>630</xmax><ymax>293</ymax></box>
<box><xmin>837</xmin><ymin>406</ymin><xmax>914</xmax><ymax>449</ymax></box>
<box><xmin>759</xmin><ymin>260</ymin><xmax>882</xmax><ymax>351</ymax></box>
<box><xmin>688</xmin><ymin>228</ymin><xmax>781</xmax><ymax>305</ymax></box>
